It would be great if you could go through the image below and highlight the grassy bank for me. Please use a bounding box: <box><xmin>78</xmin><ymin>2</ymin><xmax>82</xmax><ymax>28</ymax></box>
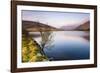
<box><xmin>22</xmin><ymin>34</ymin><xmax>48</xmax><ymax>62</ymax></box>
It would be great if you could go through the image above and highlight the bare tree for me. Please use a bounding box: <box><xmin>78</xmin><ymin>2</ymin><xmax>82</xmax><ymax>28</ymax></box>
<box><xmin>39</xmin><ymin>31</ymin><xmax>53</xmax><ymax>56</ymax></box>
<box><xmin>36</xmin><ymin>21</ymin><xmax>54</xmax><ymax>60</ymax></box>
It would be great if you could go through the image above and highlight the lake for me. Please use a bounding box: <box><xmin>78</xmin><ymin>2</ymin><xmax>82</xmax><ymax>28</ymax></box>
<box><xmin>30</xmin><ymin>31</ymin><xmax>90</xmax><ymax>61</ymax></box>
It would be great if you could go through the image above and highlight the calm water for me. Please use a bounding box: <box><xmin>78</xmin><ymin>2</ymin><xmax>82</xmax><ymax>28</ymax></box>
<box><xmin>30</xmin><ymin>31</ymin><xmax>90</xmax><ymax>61</ymax></box>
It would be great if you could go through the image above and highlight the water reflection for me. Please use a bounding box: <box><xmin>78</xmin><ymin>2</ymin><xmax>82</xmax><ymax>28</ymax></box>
<box><xmin>30</xmin><ymin>31</ymin><xmax>90</xmax><ymax>61</ymax></box>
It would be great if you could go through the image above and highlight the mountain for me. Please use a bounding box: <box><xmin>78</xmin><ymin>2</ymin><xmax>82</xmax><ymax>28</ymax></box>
<box><xmin>60</xmin><ymin>21</ymin><xmax>90</xmax><ymax>31</ymax></box>
<box><xmin>22</xmin><ymin>20</ymin><xmax>57</xmax><ymax>32</ymax></box>
<box><xmin>60</xmin><ymin>25</ymin><xmax>78</xmax><ymax>31</ymax></box>
<box><xmin>75</xmin><ymin>21</ymin><xmax>90</xmax><ymax>31</ymax></box>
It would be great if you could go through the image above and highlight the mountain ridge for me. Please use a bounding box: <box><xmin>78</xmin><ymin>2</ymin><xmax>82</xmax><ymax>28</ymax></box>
<box><xmin>76</xmin><ymin>21</ymin><xmax>90</xmax><ymax>31</ymax></box>
<box><xmin>60</xmin><ymin>21</ymin><xmax>90</xmax><ymax>31</ymax></box>
<box><xmin>22</xmin><ymin>20</ymin><xmax>58</xmax><ymax>31</ymax></box>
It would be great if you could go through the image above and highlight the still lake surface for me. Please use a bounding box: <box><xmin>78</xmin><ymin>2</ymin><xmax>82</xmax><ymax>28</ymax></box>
<box><xmin>30</xmin><ymin>31</ymin><xmax>90</xmax><ymax>61</ymax></box>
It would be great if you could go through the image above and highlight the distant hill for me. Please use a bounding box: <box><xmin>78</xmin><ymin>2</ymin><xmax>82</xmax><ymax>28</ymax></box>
<box><xmin>60</xmin><ymin>25</ymin><xmax>78</xmax><ymax>31</ymax></box>
<box><xmin>22</xmin><ymin>20</ymin><xmax>57</xmax><ymax>32</ymax></box>
<box><xmin>60</xmin><ymin>21</ymin><xmax>90</xmax><ymax>31</ymax></box>
<box><xmin>75</xmin><ymin>21</ymin><xmax>90</xmax><ymax>31</ymax></box>
<box><xmin>22</xmin><ymin>20</ymin><xmax>90</xmax><ymax>32</ymax></box>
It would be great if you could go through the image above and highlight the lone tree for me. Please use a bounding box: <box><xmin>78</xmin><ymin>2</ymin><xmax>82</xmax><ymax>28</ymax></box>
<box><xmin>36</xmin><ymin>22</ymin><xmax>54</xmax><ymax>58</ymax></box>
<box><xmin>40</xmin><ymin>31</ymin><xmax>53</xmax><ymax>56</ymax></box>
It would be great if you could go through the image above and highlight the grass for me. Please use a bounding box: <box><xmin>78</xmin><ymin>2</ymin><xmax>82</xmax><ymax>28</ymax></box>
<box><xmin>22</xmin><ymin>34</ymin><xmax>48</xmax><ymax>63</ymax></box>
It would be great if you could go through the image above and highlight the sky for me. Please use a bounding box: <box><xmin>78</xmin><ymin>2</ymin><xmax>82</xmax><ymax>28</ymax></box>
<box><xmin>22</xmin><ymin>10</ymin><xmax>90</xmax><ymax>28</ymax></box>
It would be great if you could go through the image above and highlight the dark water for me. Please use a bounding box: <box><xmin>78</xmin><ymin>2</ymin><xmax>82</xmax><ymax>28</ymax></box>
<box><xmin>31</xmin><ymin>31</ymin><xmax>90</xmax><ymax>61</ymax></box>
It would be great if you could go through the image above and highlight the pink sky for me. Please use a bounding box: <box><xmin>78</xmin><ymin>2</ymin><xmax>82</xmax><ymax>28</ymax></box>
<box><xmin>22</xmin><ymin>10</ymin><xmax>90</xmax><ymax>28</ymax></box>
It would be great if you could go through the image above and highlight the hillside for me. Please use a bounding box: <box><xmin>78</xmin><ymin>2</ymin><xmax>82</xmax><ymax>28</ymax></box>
<box><xmin>60</xmin><ymin>25</ymin><xmax>78</xmax><ymax>31</ymax></box>
<box><xmin>22</xmin><ymin>20</ymin><xmax>57</xmax><ymax>32</ymax></box>
<box><xmin>59</xmin><ymin>21</ymin><xmax>90</xmax><ymax>31</ymax></box>
<box><xmin>75</xmin><ymin>21</ymin><xmax>90</xmax><ymax>31</ymax></box>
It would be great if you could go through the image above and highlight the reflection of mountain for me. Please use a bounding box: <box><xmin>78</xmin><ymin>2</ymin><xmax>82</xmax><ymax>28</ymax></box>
<box><xmin>22</xmin><ymin>20</ymin><xmax>57</xmax><ymax>31</ymax></box>
<box><xmin>76</xmin><ymin>21</ymin><xmax>90</xmax><ymax>31</ymax></box>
